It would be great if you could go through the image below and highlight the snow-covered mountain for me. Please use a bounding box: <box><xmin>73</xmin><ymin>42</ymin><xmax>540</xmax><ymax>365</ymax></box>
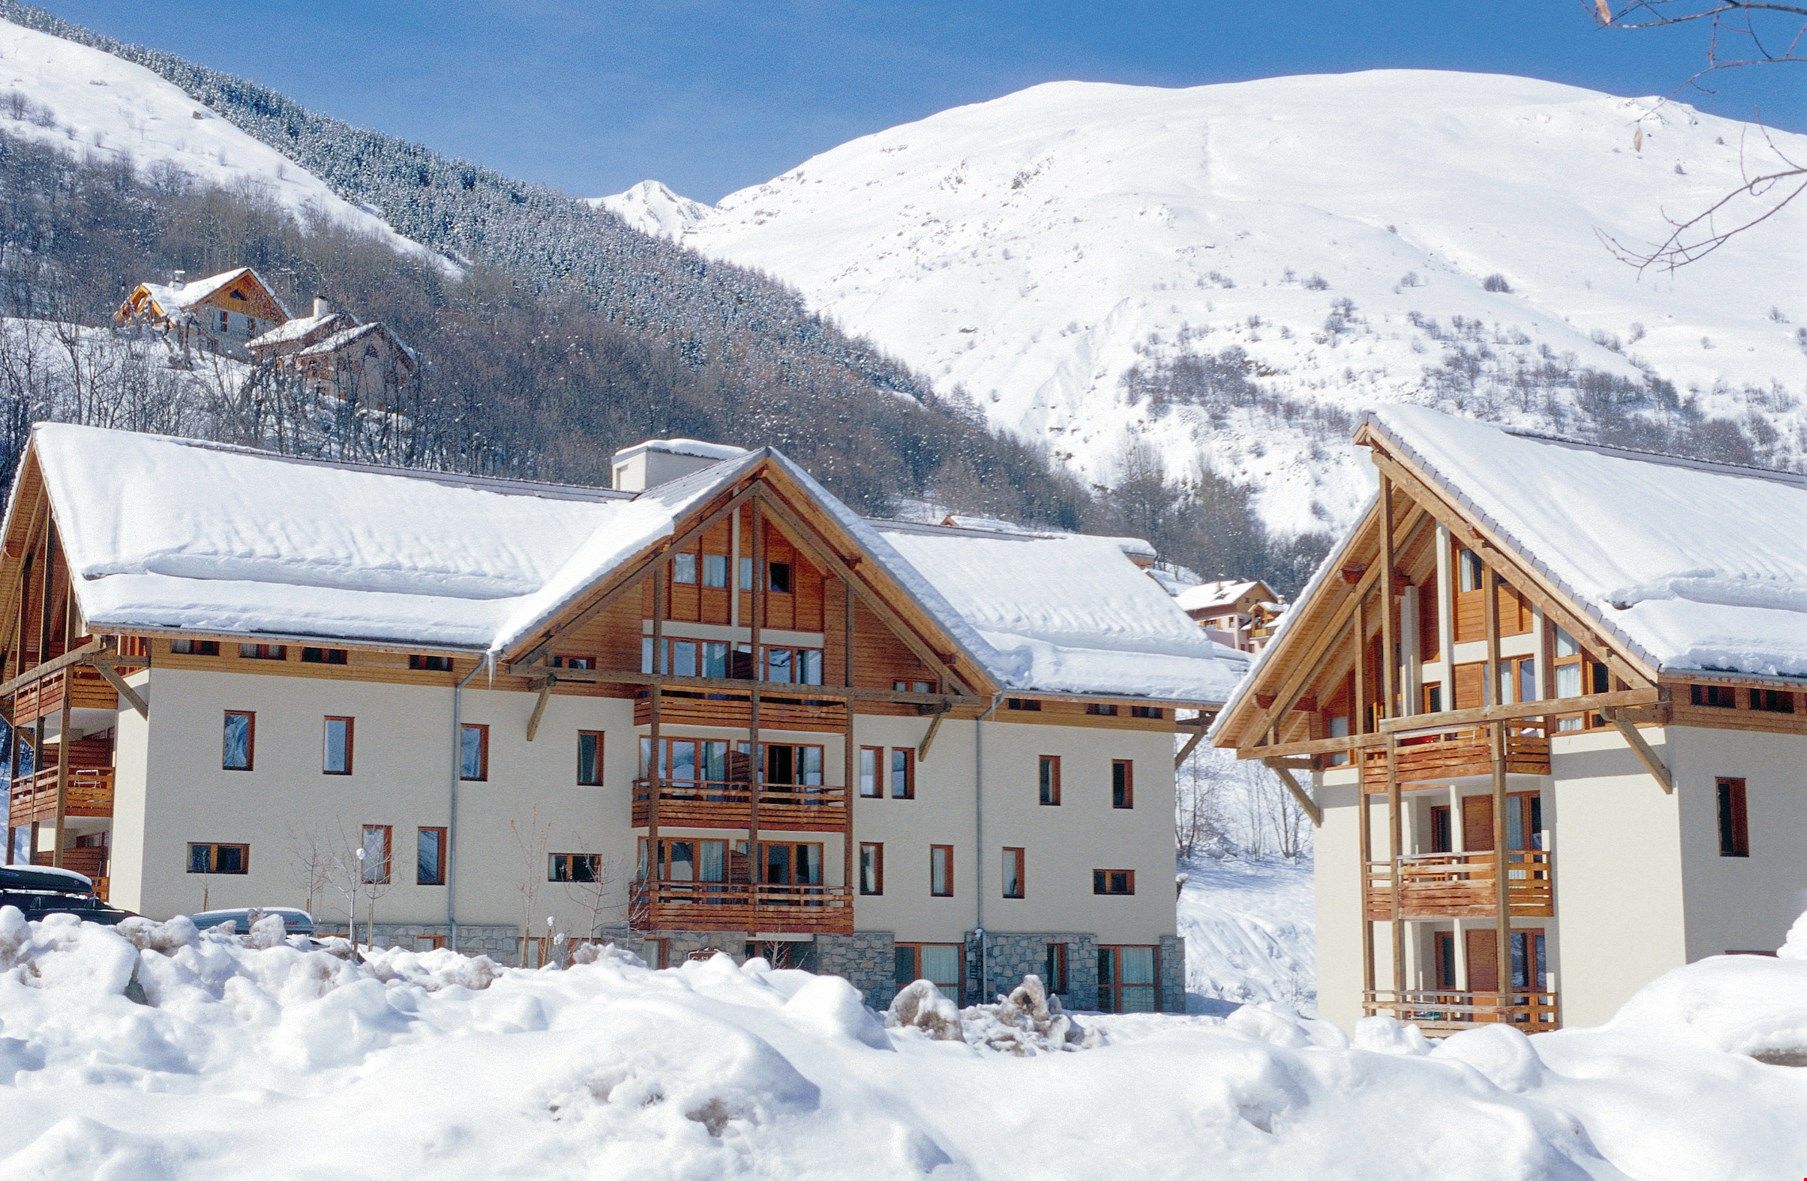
<box><xmin>0</xmin><ymin>17</ymin><xmax>446</xmax><ymax>269</ymax></box>
<box><xmin>590</xmin><ymin>180</ymin><xmax>713</xmax><ymax>240</ymax></box>
<box><xmin>623</xmin><ymin>72</ymin><xmax>1807</xmax><ymax>536</ymax></box>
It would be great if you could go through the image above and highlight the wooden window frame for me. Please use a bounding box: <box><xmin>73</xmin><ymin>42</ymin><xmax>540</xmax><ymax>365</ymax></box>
<box><xmin>1111</xmin><ymin>759</ymin><xmax>1135</xmax><ymax>809</ymax></box>
<box><xmin>1717</xmin><ymin>777</ymin><xmax>1750</xmax><ymax>857</ymax></box>
<box><xmin>1749</xmin><ymin>688</ymin><xmax>1797</xmax><ymax>714</ymax></box>
<box><xmin>1044</xmin><ymin>942</ymin><xmax>1069</xmax><ymax>995</ymax></box>
<box><xmin>460</xmin><ymin>723</ymin><xmax>489</xmax><ymax>782</ymax></box>
<box><xmin>417</xmin><ymin>826</ymin><xmax>448</xmax><ymax>886</ymax></box>
<box><xmin>1129</xmin><ymin>705</ymin><xmax>1164</xmax><ymax>720</ymax></box>
<box><xmin>894</xmin><ymin>941</ymin><xmax>964</xmax><ymax>1003</ymax></box>
<box><xmin>1005</xmin><ymin>696</ymin><xmax>1042</xmax><ymax>712</ymax></box>
<box><xmin>1092</xmin><ymin>868</ymin><xmax>1136</xmax><ymax>896</ymax></box>
<box><xmin>1038</xmin><ymin>755</ymin><xmax>1062</xmax><ymax>806</ymax></box>
<box><xmin>767</xmin><ymin>560</ymin><xmax>793</xmax><ymax>594</ymax></box>
<box><xmin>1097</xmin><ymin>944</ymin><xmax>1159</xmax><ymax>1013</ymax></box>
<box><xmin>1691</xmin><ymin>683</ymin><xmax>1740</xmax><ymax>710</ymax></box>
<box><xmin>1085</xmin><ymin>702</ymin><xmax>1118</xmax><ymax>716</ymax></box>
<box><xmin>409</xmin><ymin>654</ymin><xmax>454</xmax><ymax>672</ymax></box>
<box><xmin>1002</xmin><ymin>846</ymin><xmax>1025</xmax><ymax>899</ymax></box>
<box><xmin>672</xmin><ymin>550</ymin><xmax>699</xmax><ymax>585</ymax></box>
<box><xmin>577</xmin><ymin>730</ymin><xmax>605</xmax><ymax>786</ymax></box>
<box><xmin>552</xmin><ymin>653</ymin><xmax>597</xmax><ymax>671</ymax></box>
<box><xmin>222</xmin><ymin>710</ymin><xmax>256</xmax><ymax>772</ymax></box>
<box><xmin>323</xmin><ymin>715</ymin><xmax>355</xmax><ymax>776</ymax></box>
<box><xmin>549</xmin><ymin>852</ymin><xmax>602</xmax><ymax>883</ymax></box>
<box><xmin>858</xmin><ymin>746</ymin><xmax>884</xmax><ymax>799</ymax></box>
<box><xmin>300</xmin><ymin>646</ymin><xmax>348</xmax><ymax>665</ymax></box>
<box><xmin>360</xmin><ymin>824</ymin><xmax>392</xmax><ymax>884</ymax></box>
<box><xmin>859</xmin><ymin>841</ymin><xmax>884</xmax><ymax>895</ymax></box>
<box><xmin>171</xmin><ymin>638</ymin><xmax>220</xmax><ymax>656</ymax></box>
<box><xmin>929</xmin><ymin>843</ymin><xmax>954</xmax><ymax>897</ymax></box>
<box><xmin>701</xmin><ymin>553</ymin><xmax>730</xmax><ymax>589</ymax></box>
<box><xmin>186</xmin><ymin>841</ymin><xmax>249</xmax><ymax>874</ymax></box>
<box><xmin>758</xmin><ymin>839</ymin><xmax>825</xmax><ymax>886</ymax></box>
<box><xmin>890</xmin><ymin>747</ymin><xmax>915</xmax><ymax>800</ymax></box>
<box><xmin>238</xmin><ymin>643</ymin><xmax>287</xmax><ymax>661</ymax></box>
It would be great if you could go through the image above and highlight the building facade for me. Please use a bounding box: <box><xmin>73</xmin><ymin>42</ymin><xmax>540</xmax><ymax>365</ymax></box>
<box><xmin>114</xmin><ymin>267</ymin><xmax>289</xmax><ymax>359</ymax></box>
<box><xmin>2</xmin><ymin>428</ymin><xmax>1235</xmax><ymax>1013</ymax></box>
<box><xmin>1213</xmin><ymin>406</ymin><xmax>1807</xmax><ymax>1033</ymax></box>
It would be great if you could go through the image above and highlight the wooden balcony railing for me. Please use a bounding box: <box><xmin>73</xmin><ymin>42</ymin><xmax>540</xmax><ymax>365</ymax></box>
<box><xmin>1360</xmin><ymin>725</ymin><xmax>1551</xmax><ymax>791</ymax></box>
<box><xmin>634</xmin><ymin>689</ymin><xmax>847</xmax><ymax>733</ymax></box>
<box><xmin>1365</xmin><ymin>989</ymin><xmax>1560</xmax><ymax>1035</ymax></box>
<box><xmin>9</xmin><ymin>767</ymin><xmax>115</xmax><ymax>827</ymax></box>
<box><xmin>1363</xmin><ymin>849</ymin><xmax>1553</xmax><ymax>920</ymax></box>
<box><xmin>631</xmin><ymin>778</ymin><xmax>848</xmax><ymax>831</ymax></box>
<box><xmin>630</xmin><ymin>880</ymin><xmax>854</xmax><ymax>935</ymax></box>
<box><xmin>9</xmin><ymin>665</ymin><xmax>119</xmax><ymax>725</ymax></box>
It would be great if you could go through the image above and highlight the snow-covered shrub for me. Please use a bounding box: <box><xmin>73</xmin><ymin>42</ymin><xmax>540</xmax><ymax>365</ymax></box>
<box><xmin>885</xmin><ymin>979</ymin><xmax>964</xmax><ymax>1041</ymax></box>
<box><xmin>1482</xmin><ymin>272</ymin><xmax>1513</xmax><ymax>293</ymax></box>
<box><xmin>962</xmin><ymin>975</ymin><xmax>1097</xmax><ymax>1055</ymax></box>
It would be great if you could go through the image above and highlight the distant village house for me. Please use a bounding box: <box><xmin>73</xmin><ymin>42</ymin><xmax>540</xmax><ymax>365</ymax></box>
<box><xmin>114</xmin><ymin>267</ymin><xmax>288</xmax><ymax>360</ymax></box>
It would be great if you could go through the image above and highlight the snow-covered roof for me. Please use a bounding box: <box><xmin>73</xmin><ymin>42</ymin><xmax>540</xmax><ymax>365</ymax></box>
<box><xmin>297</xmin><ymin>321</ymin><xmax>418</xmax><ymax>365</ymax></box>
<box><xmin>1368</xmin><ymin>406</ymin><xmax>1807</xmax><ymax>681</ymax></box>
<box><xmin>938</xmin><ymin>515</ymin><xmax>1158</xmax><ymax>562</ymax></box>
<box><xmin>249</xmin><ymin>310</ymin><xmax>354</xmax><ymax>350</ymax></box>
<box><xmin>870</xmin><ymin>519</ymin><xmax>1246</xmax><ymax>702</ymax></box>
<box><xmin>16</xmin><ymin>424</ymin><xmax>1240</xmax><ymax>702</ymax></box>
<box><xmin>138</xmin><ymin>267</ymin><xmax>286</xmax><ymax>318</ymax></box>
<box><xmin>1174</xmin><ymin>579</ymin><xmax>1271</xmax><ymax>615</ymax></box>
<box><xmin>613</xmin><ymin>438</ymin><xmax>750</xmax><ymax>464</ymax></box>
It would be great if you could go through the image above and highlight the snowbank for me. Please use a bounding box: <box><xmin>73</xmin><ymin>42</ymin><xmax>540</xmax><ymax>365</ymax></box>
<box><xmin>3</xmin><ymin>908</ymin><xmax>1807</xmax><ymax>1178</ymax></box>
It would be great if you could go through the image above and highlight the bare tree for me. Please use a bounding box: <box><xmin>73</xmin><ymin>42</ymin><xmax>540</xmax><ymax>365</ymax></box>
<box><xmin>1594</xmin><ymin>1</ymin><xmax>1807</xmax><ymax>269</ymax></box>
<box><xmin>286</xmin><ymin>824</ymin><xmax>335</xmax><ymax>916</ymax></box>
<box><xmin>508</xmin><ymin>808</ymin><xmax>553</xmax><ymax>966</ymax></box>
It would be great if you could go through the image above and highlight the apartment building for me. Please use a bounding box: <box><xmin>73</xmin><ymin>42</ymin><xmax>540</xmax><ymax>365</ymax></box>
<box><xmin>1213</xmin><ymin>406</ymin><xmax>1807</xmax><ymax>1032</ymax></box>
<box><xmin>0</xmin><ymin>425</ymin><xmax>1242</xmax><ymax>1012</ymax></box>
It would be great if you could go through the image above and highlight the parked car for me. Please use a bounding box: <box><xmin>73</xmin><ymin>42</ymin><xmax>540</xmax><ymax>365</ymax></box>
<box><xmin>182</xmin><ymin>907</ymin><xmax>316</xmax><ymax>937</ymax></box>
<box><xmin>0</xmin><ymin>864</ymin><xmax>137</xmax><ymax>925</ymax></box>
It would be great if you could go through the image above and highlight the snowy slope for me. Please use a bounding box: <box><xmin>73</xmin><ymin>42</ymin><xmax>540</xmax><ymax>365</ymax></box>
<box><xmin>0</xmin><ymin>17</ymin><xmax>444</xmax><ymax>267</ymax></box>
<box><xmin>1179</xmin><ymin>858</ymin><xmax>1315</xmax><ymax>1012</ymax></box>
<box><xmin>590</xmin><ymin>179</ymin><xmax>713</xmax><ymax>240</ymax></box>
<box><xmin>647</xmin><ymin>72</ymin><xmax>1807</xmax><ymax>536</ymax></box>
<box><xmin>4</xmin><ymin>910</ymin><xmax>1807</xmax><ymax>1178</ymax></box>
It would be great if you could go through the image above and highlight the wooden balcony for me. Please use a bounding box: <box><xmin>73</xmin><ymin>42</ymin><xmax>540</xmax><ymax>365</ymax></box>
<box><xmin>1365</xmin><ymin>989</ymin><xmax>1560</xmax><ymax>1035</ymax></box>
<box><xmin>631</xmin><ymin>880</ymin><xmax>854</xmax><ymax>935</ymax></box>
<box><xmin>10</xmin><ymin>665</ymin><xmax>118</xmax><ymax>725</ymax></box>
<box><xmin>1363</xmin><ymin>850</ymin><xmax>1553</xmax><ymax>920</ymax></box>
<box><xmin>635</xmin><ymin>689</ymin><xmax>847</xmax><ymax>733</ymax></box>
<box><xmin>632</xmin><ymin>778</ymin><xmax>848</xmax><ymax>832</ymax></box>
<box><xmin>1360</xmin><ymin>725</ymin><xmax>1550</xmax><ymax>792</ymax></box>
<box><xmin>10</xmin><ymin>767</ymin><xmax>115</xmax><ymax>826</ymax></box>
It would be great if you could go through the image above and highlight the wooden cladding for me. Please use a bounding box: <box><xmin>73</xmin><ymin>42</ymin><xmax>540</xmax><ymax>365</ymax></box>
<box><xmin>643</xmin><ymin>508</ymin><xmax>827</xmax><ymax>632</ymax></box>
<box><xmin>1359</xmin><ymin>726</ymin><xmax>1550</xmax><ymax>792</ymax></box>
<box><xmin>1362</xmin><ymin>850</ymin><xmax>1553</xmax><ymax>920</ymax></box>
<box><xmin>9</xmin><ymin>665</ymin><xmax>116</xmax><ymax>725</ymax></box>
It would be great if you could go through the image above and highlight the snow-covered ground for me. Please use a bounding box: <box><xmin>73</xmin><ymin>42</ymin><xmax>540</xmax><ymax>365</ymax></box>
<box><xmin>0</xmin><ymin>16</ymin><xmax>446</xmax><ymax>269</ymax></box>
<box><xmin>1180</xmin><ymin>857</ymin><xmax>1315</xmax><ymax>1014</ymax></box>
<box><xmin>629</xmin><ymin>72</ymin><xmax>1807</xmax><ymax>536</ymax></box>
<box><xmin>3</xmin><ymin>908</ymin><xmax>1806</xmax><ymax>1178</ymax></box>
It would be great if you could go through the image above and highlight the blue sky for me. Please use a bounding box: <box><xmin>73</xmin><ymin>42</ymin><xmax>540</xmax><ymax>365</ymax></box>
<box><xmin>35</xmin><ymin>0</ymin><xmax>1806</xmax><ymax>201</ymax></box>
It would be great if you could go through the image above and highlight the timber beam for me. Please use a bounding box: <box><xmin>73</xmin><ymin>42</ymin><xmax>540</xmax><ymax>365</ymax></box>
<box><xmin>0</xmin><ymin>638</ymin><xmax>104</xmax><ymax>698</ymax></box>
<box><xmin>1605</xmin><ymin>708</ymin><xmax>1673</xmax><ymax>793</ymax></box>
<box><xmin>1265</xmin><ymin>760</ymin><xmax>1324</xmax><ymax>826</ymax></box>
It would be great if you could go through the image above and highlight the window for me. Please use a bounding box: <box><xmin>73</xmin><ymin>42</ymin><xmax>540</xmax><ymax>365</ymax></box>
<box><xmin>218</xmin><ymin>309</ymin><xmax>229</xmax><ymax>332</ymax></box>
<box><xmin>895</xmin><ymin>942</ymin><xmax>963</xmax><ymax>1002</ymax></box>
<box><xmin>1750</xmin><ymin>688</ymin><xmax>1796</xmax><ymax>714</ymax></box>
<box><xmin>1429</xmin><ymin>805</ymin><xmax>1453</xmax><ymax>854</ymax></box>
<box><xmin>1044</xmin><ymin>943</ymin><xmax>1069</xmax><ymax>995</ymax></box>
<box><xmin>763</xmin><ymin>743</ymin><xmax>825</xmax><ymax>787</ymax></box>
<box><xmin>1085</xmin><ymin>703</ymin><xmax>1118</xmax><ymax>717</ymax></box>
<box><xmin>549</xmin><ymin>853</ymin><xmax>601</xmax><ymax>883</ymax></box>
<box><xmin>222</xmin><ymin>710</ymin><xmax>255</xmax><ymax>771</ymax></box>
<box><xmin>1691</xmin><ymin>683</ymin><xmax>1739</xmax><ymax>709</ymax></box>
<box><xmin>642</xmin><ymin>736</ymin><xmax>732</xmax><ymax>787</ymax></box>
<box><xmin>760</xmin><ymin>841</ymin><xmax>823</xmax><ymax>885</ymax></box>
<box><xmin>739</xmin><ymin>556</ymin><xmax>754</xmax><ymax>590</ymax></box>
<box><xmin>1002</xmin><ymin>847</ymin><xmax>1025</xmax><ymax>899</ymax></box>
<box><xmin>301</xmin><ymin>646</ymin><xmax>348</xmax><ymax>665</ymax></box>
<box><xmin>552</xmin><ymin>654</ymin><xmax>596</xmax><ymax>671</ymax></box>
<box><xmin>1093</xmin><ymin>868</ymin><xmax>1135</xmax><ymax>895</ymax></box>
<box><xmin>1038</xmin><ymin>755</ymin><xmax>1061</xmax><ymax>806</ymax></box>
<box><xmin>702</xmin><ymin>553</ymin><xmax>729</xmax><ymax>589</ymax></box>
<box><xmin>459</xmin><ymin>723</ymin><xmax>489</xmax><ymax>781</ymax></box>
<box><xmin>859</xmin><ymin>841</ymin><xmax>884</xmax><ymax>895</ymax></box>
<box><xmin>1422</xmin><ymin>682</ymin><xmax>1443</xmax><ymax>713</ymax></box>
<box><xmin>890</xmin><ymin>748</ymin><xmax>915</xmax><ymax>799</ymax></box>
<box><xmin>1097</xmin><ymin>945</ymin><xmax>1158</xmax><ymax>1013</ymax></box>
<box><xmin>673</xmin><ymin>551</ymin><xmax>698</xmax><ymax>584</ymax></box>
<box><xmin>1456</xmin><ymin>546</ymin><xmax>1484</xmax><ymax>593</ymax></box>
<box><xmin>859</xmin><ymin>746</ymin><xmax>883</xmax><ymax>798</ymax></box>
<box><xmin>1006</xmin><ymin>697</ymin><xmax>1042</xmax><ymax>712</ymax></box>
<box><xmin>361</xmin><ymin>825</ymin><xmax>392</xmax><ymax>884</ymax></box>
<box><xmin>768</xmin><ymin>562</ymin><xmax>793</xmax><ymax>593</ymax></box>
<box><xmin>1717</xmin><ymin>777</ymin><xmax>1749</xmax><ymax>857</ymax></box>
<box><xmin>577</xmin><ymin>731</ymin><xmax>604</xmax><ymax>786</ymax></box>
<box><xmin>1130</xmin><ymin>705</ymin><xmax>1164</xmax><ymax>720</ymax></box>
<box><xmin>1509</xmin><ymin>929</ymin><xmax>1549</xmax><ymax>991</ymax></box>
<box><xmin>323</xmin><ymin>716</ymin><xmax>354</xmax><ymax>775</ymax></box>
<box><xmin>930</xmin><ymin>844</ymin><xmax>954</xmax><ymax>896</ymax></box>
<box><xmin>239</xmin><ymin>643</ymin><xmax>286</xmax><ymax>661</ymax></box>
<box><xmin>1111</xmin><ymin>759</ymin><xmax>1135</xmax><ymax>809</ymax></box>
<box><xmin>892</xmin><ymin>679</ymin><xmax>935</xmax><ymax>693</ymax></box>
<box><xmin>171</xmin><ymin>638</ymin><xmax>219</xmax><ymax>656</ymax></box>
<box><xmin>417</xmin><ymin>827</ymin><xmax>447</xmax><ymax>886</ymax></box>
<box><xmin>187</xmin><ymin>842</ymin><xmax>248</xmax><ymax>874</ymax></box>
<box><xmin>410</xmin><ymin>654</ymin><xmax>454</xmax><ymax>672</ymax></box>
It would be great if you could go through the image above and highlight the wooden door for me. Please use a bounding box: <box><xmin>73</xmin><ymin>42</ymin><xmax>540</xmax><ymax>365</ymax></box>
<box><xmin>1465</xmin><ymin>928</ymin><xmax>1499</xmax><ymax>992</ymax></box>
<box><xmin>1462</xmin><ymin>795</ymin><xmax>1494</xmax><ymax>852</ymax></box>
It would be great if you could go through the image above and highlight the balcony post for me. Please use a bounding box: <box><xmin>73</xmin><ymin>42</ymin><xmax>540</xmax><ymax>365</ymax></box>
<box><xmin>50</xmin><ymin>667</ymin><xmax>69</xmax><ymax>868</ymax></box>
<box><xmin>1386</xmin><ymin>736</ymin><xmax>1403</xmax><ymax>997</ymax></box>
<box><xmin>1491</xmin><ymin>721</ymin><xmax>1511</xmax><ymax>1013</ymax></box>
<box><xmin>648</xmin><ymin>565</ymin><xmax>664</xmax><ymax>899</ymax></box>
<box><xmin>842</xmin><ymin>578</ymin><xmax>855</xmax><ymax>901</ymax></box>
<box><xmin>749</xmin><ymin>498</ymin><xmax>764</xmax><ymax>882</ymax></box>
<box><xmin>1358</xmin><ymin>752</ymin><xmax>1376</xmax><ymax>1002</ymax></box>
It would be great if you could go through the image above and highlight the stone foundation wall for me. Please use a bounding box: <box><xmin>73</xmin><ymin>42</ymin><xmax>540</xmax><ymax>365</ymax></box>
<box><xmin>979</xmin><ymin>931</ymin><xmax>1100</xmax><ymax>1011</ymax></box>
<box><xmin>1159</xmin><ymin>934</ymin><xmax>1187</xmax><ymax>1014</ymax></box>
<box><xmin>314</xmin><ymin>922</ymin><xmax>521</xmax><ymax>965</ymax></box>
<box><xmin>816</xmin><ymin>930</ymin><xmax>897</xmax><ymax>1009</ymax></box>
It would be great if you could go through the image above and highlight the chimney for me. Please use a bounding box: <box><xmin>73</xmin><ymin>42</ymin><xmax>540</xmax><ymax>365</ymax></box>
<box><xmin>610</xmin><ymin>438</ymin><xmax>748</xmax><ymax>493</ymax></box>
<box><xmin>171</xmin><ymin>269</ymin><xmax>186</xmax><ymax>287</ymax></box>
<box><xmin>312</xmin><ymin>295</ymin><xmax>333</xmax><ymax>319</ymax></box>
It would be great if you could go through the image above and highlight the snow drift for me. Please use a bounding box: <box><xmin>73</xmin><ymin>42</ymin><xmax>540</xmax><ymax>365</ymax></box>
<box><xmin>2</xmin><ymin>908</ymin><xmax>1805</xmax><ymax>1179</ymax></box>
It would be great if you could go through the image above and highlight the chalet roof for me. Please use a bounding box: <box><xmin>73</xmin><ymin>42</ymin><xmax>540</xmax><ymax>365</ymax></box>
<box><xmin>297</xmin><ymin>321</ymin><xmax>418</xmax><ymax>366</ymax></box>
<box><xmin>1365</xmin><ymin>406</ymin><xmax>1807</xmax><ymax>681</ymax></box>
<box><xmin>137</xmin><ymin>267</ymin><xmax>288</xmax><ymax>319</ymax></box>
<box><xmin>12</xmin><ymin>423</ymin><xmax>1239</xmax><ymax>702</ymax></box>
<box><xmin>937</xmin><ymin>513</ymin><xmax>1159</xmax><ymax>563</ymax></box>
<box><xmin>1174</xmin><ymin>579</ymin><xmax>1273</xmax><ymax>615</ymax></box>
<box><xmin>249</xmin><ymin>309</ymin><xmax>355</xmax><ymax>350</ymax></box>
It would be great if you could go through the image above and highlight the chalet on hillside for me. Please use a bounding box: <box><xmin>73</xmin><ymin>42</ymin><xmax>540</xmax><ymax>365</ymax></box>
<box><xmin>1212</xmin><ymin>406</ymin><xmax>1807</xmax><ymax>1034</ymax></box>
<box><xmin>1175</xmin><ymin>579</ymin><xmax>1286</xmax><ymax>654</ymax></box>
<box><xmin>248</xmin><ymin>296</ymin><xmax>419</xmax><ymax>406</ymax></box>
<box><xmin>114</xmin><ymin>267</ymin><xmax>289</xmax><ymax>359</ymax></box>
<box><xmin>0</xmin><ymin>432</ymin><xmax>1239</xmax><ymax>1011</ymax></box>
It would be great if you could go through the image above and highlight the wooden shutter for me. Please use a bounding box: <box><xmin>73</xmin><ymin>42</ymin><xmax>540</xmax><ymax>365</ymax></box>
<box><xmin>1465</xmin><ymin>928</ymin><xmax>1499</xmax><ymax>993</ymax></box>
<box><xmin>1453</xmin><ymin>662</ymin><xmax>1485</xmax><ymax>711</ymax></box>
<box><xmin>1462</xmin><ymin>795</ymin><xmax>1495</xmax><ymax>852</ymax></box>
